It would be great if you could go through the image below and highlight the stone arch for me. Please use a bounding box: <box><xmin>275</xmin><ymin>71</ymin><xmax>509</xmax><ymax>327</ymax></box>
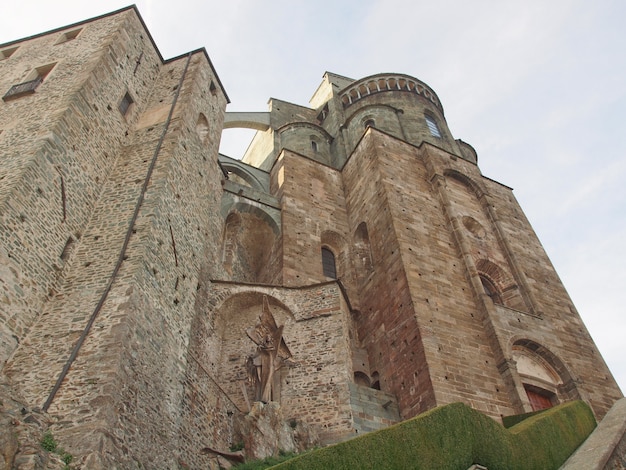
<box><xmin>221</xmin><ymin>204</ymin><xmax>280</xmax><ymax>283</ymax></box>
<box><xmin>443</xmin><ymin>169</ymin><xmax>486</xmax><ymax>201</ymax></box>
<box><xmin>476</xmin><ymin>259</ymin><xmax>513</xmax><ymax>292</ymax></box>
<box><xmin>475</xmin><ymin>259</ymin><xmax>525</xmax><ymax>310</ymax></box>
<box><xmin>511</xmin><ymin>339</ymin><xmax>581</xmax><ymax>410</ymax></box>
<box><xmin>223</xmin><ymin>112</ymin><xmax>271</xmax><ymax>131</ymax></box>
<box><xmin>354</xmin><ymin>371</ymin><xmax>371</xmax><ymax>387</ymax></box>
<box><xmin>220</xmin><ymin>201</ymin><xmax>280</xmax><ymax>235</ymax></box>
<box><xmin>220</xmin><ymin>161</ymin><xmax>266</xmax><ymax>191</ymax></box>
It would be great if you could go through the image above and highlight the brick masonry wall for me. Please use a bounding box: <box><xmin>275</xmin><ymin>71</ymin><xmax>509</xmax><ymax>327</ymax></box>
<box><xmin>387</xmin><ymin>140</ymin><xmax>518</xmax><ymax>419</ymax></box>
<box><xmin>348</xmin><ymin>383</ymin><xmax>400</xmax><ymax>435</ymax></box>
<box><xmin>342</xmin><ymin>130</ymin><xmax>439</xmax><ymax>419</ymax></box>
<box><xmin>185</xmin><ymin>281</ymin><xmax>356</xmax><ymax>454</ymax></box>
<box><xmin>0</xmin><ymin>9</ymin><xmax>160</xmax><ymax>365</ymax></box>
<box><xmin>273</xmin><ymin>150</ymin><xmax>356</xmax><ymax>293</ymax></box>
<box><xmin>2</xmin><ymin>11</ymin><xmax>229</xmax><ymax>465</ymax></box>
<box><xmin>1</xmin><ymin>10</ymin><xmax>622</xmax><ymax>466</ymax></box>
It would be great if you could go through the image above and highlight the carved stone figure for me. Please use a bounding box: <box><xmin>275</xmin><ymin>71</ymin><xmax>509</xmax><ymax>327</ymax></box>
<box><xmin>246</xmin><ymin>296</ymin><xmax>292</xmax><ymax>403</ymax></box>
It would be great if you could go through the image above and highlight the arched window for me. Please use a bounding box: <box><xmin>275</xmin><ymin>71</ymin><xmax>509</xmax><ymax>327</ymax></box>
<box><xmin>311</xmin><ymin>140</ymin><xmax>318</xmax><ymax>152</ymax></box>
<box><xmin>364</xmin><ymin>119</ymin><xmax>375</xmax><ymax>129</ymax></box>
<box><xmin>480</xmin><ymin>275</ymin><xmax>502</xmax><ymax>305</ymax></box>
<box><xmin>425</xmin><ymin>114</ymin><xmax>441</xmax><ymax>138</ymax></box>
<box><xmin>321</xmin><ymin>247</ymin><xmax>337</xmax><ymax>279</ymax></box>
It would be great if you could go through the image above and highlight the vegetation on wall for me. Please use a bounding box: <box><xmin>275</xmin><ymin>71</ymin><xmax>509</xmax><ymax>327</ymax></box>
<box><xmin>266</xmin><ymin>401</ymin><xmax>595</xmax><ymax>470</ymax></box>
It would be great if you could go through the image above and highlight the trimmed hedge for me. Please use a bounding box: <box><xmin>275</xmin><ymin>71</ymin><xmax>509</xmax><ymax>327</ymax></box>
<box><xmin>270</xmin><ymin>401</ymin><xmax>596</xmax><ymax>470</ymax></box>
<box><xmin>502</xmin><ymin>408</ymin><xmax>547</xmax><ymax>429</ymax></box>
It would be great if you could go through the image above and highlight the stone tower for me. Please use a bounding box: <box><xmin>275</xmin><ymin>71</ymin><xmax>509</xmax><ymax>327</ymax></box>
<box><xmin>0</xmin><ymin>7</ymin><xmax>621</xmax><ymax>469</ymax></box>
<box><xmin>222</xmin><ymin>71</ymin><xmax>622</xmax><ymax>422</ymax></box>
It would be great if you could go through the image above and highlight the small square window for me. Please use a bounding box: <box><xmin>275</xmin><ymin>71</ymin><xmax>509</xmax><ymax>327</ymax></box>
<box><xmin>119</xmin><ymin>92</ymin><xmax>134</xmax><ymax>116</ymax></box>
<box><xmin>55</xmin><ymin>28</ymin><xmax>82</xmax><ymax>45</ymax></box>
<box><xmin>0</xmin><ymin>46</ymin><xmax>18</xmax><ymax>60</ymax></box>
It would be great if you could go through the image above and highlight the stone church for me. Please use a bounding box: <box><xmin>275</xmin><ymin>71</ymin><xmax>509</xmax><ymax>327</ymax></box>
<box><xmin>0</xmin><ymin>5</ymin><xmax>621</xmax><ymax>468</ymax></box>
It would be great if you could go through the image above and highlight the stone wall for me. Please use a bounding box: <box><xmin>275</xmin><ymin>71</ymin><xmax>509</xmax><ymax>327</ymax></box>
<box><xmin>342</xmin><ymin>129</ymin><xmax>439</xmax><ymax>419</ymax></box>
<box><xmin>348</xmin><ymin>383</ymin><xmax>400</xmax><ymax>435</ymax></box>
<box><xmin>0</xmin><ymin>6</ymin><xmax>623</xmax><ymax>467</ymax></box>
<box><xmin>186</xmin><ymin>282</ymin><xmax>357</xmax><ymax>449</ymax></box>
<box><xmin>0</xmin><ymin>8</ymin><xmax>156</xmax><ymax>365</ymax></box>
<box><xmin>1</xmin><ymin>7</ymin><xmax>230</xmax><ymax>467</ymax></box>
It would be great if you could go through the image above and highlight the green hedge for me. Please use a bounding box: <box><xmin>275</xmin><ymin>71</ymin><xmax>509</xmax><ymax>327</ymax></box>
<box><xmin>502</xmin><ymin>408</ymin><xmax>547</xmax><ymax>429</ymax></box>
<box><xmin>270</xmin><ymin>401</ymin><xmax>595</xmax><ymax>470</ymax></box>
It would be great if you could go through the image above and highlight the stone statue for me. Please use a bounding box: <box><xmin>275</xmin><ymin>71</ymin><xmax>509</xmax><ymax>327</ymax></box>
<box><xmin>246</xmin><ymin>296</ymin><xmax>292</xmax><ymax>403</ymax></box>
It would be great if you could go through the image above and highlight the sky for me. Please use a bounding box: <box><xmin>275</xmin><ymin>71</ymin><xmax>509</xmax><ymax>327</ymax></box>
<box><xmin>1</xmin><ymin>1</ymin><xmax>624</xmax><ymax>396</ymax></box>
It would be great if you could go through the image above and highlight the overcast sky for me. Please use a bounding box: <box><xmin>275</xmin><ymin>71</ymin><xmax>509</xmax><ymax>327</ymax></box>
<box><xmin>2</xmin><ymin>1</ymin><xmax>624</xmax><ymax>396</ymax></box>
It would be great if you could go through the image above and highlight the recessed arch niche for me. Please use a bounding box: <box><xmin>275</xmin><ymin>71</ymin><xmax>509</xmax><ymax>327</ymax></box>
<box><xmin>221</xmin><ymin>203</ymin><xmax>281</xmax><ymax>283</ymax></box>
<box><xmin>512</xmin><ymin>339</ymin><xmax>580</xmax><ymax>411</ymax></box>
<box><xmin>210</xmin><ymin>293</ymin><xmax>296</xmax><ymax>411</ymax></box>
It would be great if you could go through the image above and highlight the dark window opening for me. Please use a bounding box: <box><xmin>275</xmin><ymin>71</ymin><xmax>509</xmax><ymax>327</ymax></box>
<box><xmin>311</xmin><ymin>140</ymin><xmax>318</xmax><ymax>152</ymax></box>
<box><xmin>364</xmin><ymin>119</ymin><xmax>375</xmax><ymax>129</ymax></box>
<box><xmin>119</xmin><ymin>92</ymin><xmax>134</xmax><ymax>116</ymax></box>
<box><xmin>371</xmin><ymin>371</ymin><xmax>381</xmax><ymax>390</ymax></box>
<box><xmin>317</xmin><ymin>104</ymin><xmax>329</xmax><ymax>123</ymax></box>
<box><xmin>354</xmin><ymin>371</ymin><xmax>371</xmax><ymax>387</ymax></box>
<box><xmin>480</xmin><ymin>275</ymin><xmax>502</xmax><ymax>305</ymax></box>
<box><xmin>322</xmin><ymin>247</ymin><xmax>337</xmax><ymax>279</ymax></box>
<box><xmin>60</xmin><ymin>236</ymin><xmax>75</xmax><ymax>261</ymax></box>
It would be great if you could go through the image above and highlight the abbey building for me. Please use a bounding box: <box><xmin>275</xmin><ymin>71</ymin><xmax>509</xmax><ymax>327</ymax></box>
<box><xmin>0</xmin><ymin>6</ymin><xmax>621</xmax><ymax>468</ymax></box>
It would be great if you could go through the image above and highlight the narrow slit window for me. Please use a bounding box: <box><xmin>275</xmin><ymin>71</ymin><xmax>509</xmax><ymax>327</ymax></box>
<box><xmin>311</xmin><ymin>140</ymin><xmax>318</xmax><ymax>152</ymax></box>
<box><xmin>322</xmin><ymin>247</ymin><xmax>337</xmax><ymax>279</ymax></box>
